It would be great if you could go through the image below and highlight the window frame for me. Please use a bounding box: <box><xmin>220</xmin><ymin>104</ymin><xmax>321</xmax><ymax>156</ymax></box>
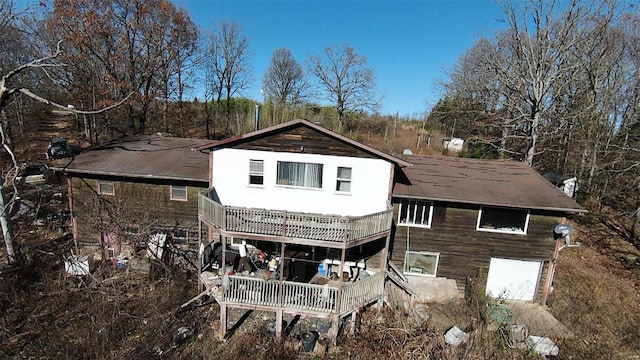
<box><xmin>335</xmin><ymin>166</ymin><xmax>352</xmax><ymax>193</ymax></box>
<box><xmin>403</xmin><ymin>251</ymin><xmax>440</xmax><ymax>277</ymax></box>
<box><xmin>249</xmin><ymin>159</ymin><xmax>264</xmax><ymax>186</ymax></box>
<box><xmin>476</xmin><ymin>206</ymin><xmax>530</xmax><ymax>235</ymax></box>
<box><xmin>170</xmin><ymin>185</ymin><xmax>188</xmax><ymax>201</ymax></box>
<box><xmin>276</xmin><ymin>161</ymin><xmax>323</xmax><ymax>189</ymax></box>
<box><xmin>97</xmin><ymin>181</ymin><xmax>115</xmax><ymax>196</ymax></box>
<box><xmin>397</xmin><ymin>199</ymin><xmax>434</xmax><ymax>228</ymax></box>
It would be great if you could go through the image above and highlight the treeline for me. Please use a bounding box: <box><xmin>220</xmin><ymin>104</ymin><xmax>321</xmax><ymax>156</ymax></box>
<box><xmin>1</xmin><ymin>0</ymin><xmax>387</xmax><ymax>148</ymax></box>
<box><xmin>430</xmin><ymin>0</ymin><xmax>640</xmax><ymax>240</ymax></box>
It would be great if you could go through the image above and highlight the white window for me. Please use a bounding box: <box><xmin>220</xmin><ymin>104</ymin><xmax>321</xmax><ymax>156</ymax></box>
<box><xmin>398</xmin><ymin>199</ymin><xmax>433</xmax><ymax>227</ymax></box>
<box><xmin>477</xmin><ymin>207</ymin><xmax>529</xmax><ymax>234</ymax></box>
<box><xmin>336</xmin><ymin>167</ymin><xmax>351</xmax><ymax>192</ymax></box>
<box><xmin>97</xmin><ymin>181</ymin><xmax>114</xmax><ymax>195</ymax></box>
<box><xmin>170</xmin><ymin>185</ymin><xmax>187</xmax><ymax>201</ymax></box>
<box><xmin>404</xmin><ymin>251</ymin><xmax>439</xmax><ymax>277</ymax></box>
<box><xmin>249</xmin><ymin>159</ymin><xmax>264</xmax><ymax>185</ymax></box>
<box><xmin>276</xmin><ymin>161</ymin><xmax>323</xmax><ymax>189</ymax></box>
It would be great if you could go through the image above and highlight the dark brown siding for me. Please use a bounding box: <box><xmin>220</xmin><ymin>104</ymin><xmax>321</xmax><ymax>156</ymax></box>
<box><xmin>71</xmin><ymin>177</ymin><xmax>205</xmax><ymax>248</ymax></box>
<box><xmin>390</xmin><ymin>202</ymin><xmax>561</xmax><ymax>299</ymax></box>
<box><xmin>234</xmin><ymin>126</ymin><xmax>376</xmax><ymax>158</ymax></box>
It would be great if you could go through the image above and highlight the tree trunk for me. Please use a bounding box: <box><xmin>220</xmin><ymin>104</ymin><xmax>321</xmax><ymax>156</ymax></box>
<box><xmin>525</xmin><ymin>109</ymin><xmax>540</xmax><ymax>167</ymax></box>
<box><xmin>0</xmin><ymin>182</ymin><xmax>16</xmax><ymax>264</ymax></box>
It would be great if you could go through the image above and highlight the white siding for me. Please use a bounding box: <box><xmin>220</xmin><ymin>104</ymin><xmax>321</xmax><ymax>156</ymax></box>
<box><xmin>211</xmin><ymin>148</ymin><xmax>392</xmax><ymax>216</ymax></box>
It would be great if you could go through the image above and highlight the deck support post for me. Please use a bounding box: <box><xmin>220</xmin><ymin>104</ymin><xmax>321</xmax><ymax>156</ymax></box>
<box><xmin>275</xmin><ymin>309</ymin><xmax>283</xmax><ymax>339</ymax></box>
<box><xmin>219</xmin><ymin>303</ymin><xmax>227</xmax><ymax>339</ymax></box>
<box><xmin>350</xmin><ymin>311</ymin><xmax>357</xmax><ymax>334</ymax></box>
<box><xmin>329</xmin><ymin>314</ymin><xmax>340</xmax><ymax>345</ymax></box>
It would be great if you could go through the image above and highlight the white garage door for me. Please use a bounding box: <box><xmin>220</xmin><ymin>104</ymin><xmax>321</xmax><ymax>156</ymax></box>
<box><xmin>485</xmin><ymin>258</ymin><xmax>542</xmax><ymax>301</ymax></box>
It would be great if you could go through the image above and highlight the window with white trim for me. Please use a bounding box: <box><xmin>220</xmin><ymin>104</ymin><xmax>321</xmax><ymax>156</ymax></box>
<box><xmin>477</xmin><ymin>206</ymin><xmax>529</xmax><ymax>234</ymax></box>
<box><xmin>170</xmin><ymin>185</ymin><xmax>187</xmax><ymax>201</ymax></box>
<box><xmin>249</xmin><ymin>159</ymin><xmax>264</xmax><ymax>185</ymax></box>
<box><xmin>97</xmin><ymin>181</ymin><xmax>114</xmax><ymax>195</ymax></box>
<box><xmin>335</xmin><ymin>166</ymin><xmax>351</xmax><ymax>192</ymax></box>
<box><xmin>404</xmin><ymin>251</ymin><xmax>439</xmax><ymax>276</ymax></box>
<box><xmin>276</xmin><ymin>161</ymin><xmax>323</xmax><ymax>188</ymax></box>
<box><xmin>398</xmin><ymin>199</ymin><xmax>433</xmax><ymax>227</ymax></box>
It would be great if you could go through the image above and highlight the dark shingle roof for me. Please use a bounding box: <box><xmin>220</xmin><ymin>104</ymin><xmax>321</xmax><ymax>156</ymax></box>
<box><xmin>52</xmin><ymin>136</ymin><xmax>211</xmax><ymax>183</ymax></box>
<box><xmin>195</xmin><ymin>119</ymin><xmax>412</xmax><ymax>167</ymax></box>
<box><xmin>393</xmin><ymin>155</ymin><xmax>586</xmax><ymax>213</ymax></box>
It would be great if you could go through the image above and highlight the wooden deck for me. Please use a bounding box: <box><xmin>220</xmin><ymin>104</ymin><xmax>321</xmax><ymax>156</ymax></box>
<box><xmin>217</xmin><ymin>271</ymin><xmax>385</xmax><ymax>317</ymax></box>
<box><xmin>198</xmin><ymin>188</ymin><xmax>393</xmax><ymax>247</ymax></box>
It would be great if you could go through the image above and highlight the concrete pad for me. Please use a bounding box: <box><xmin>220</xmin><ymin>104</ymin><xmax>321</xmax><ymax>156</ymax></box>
<box><xmin>408</xmin><ymin>277</ymin><xmax>460</xmax><ymax>302</ymax></box>
<box><xmin>505</xmin><ymin>301</ymin><xmax>573</xmax><ymax>339</ymax></box>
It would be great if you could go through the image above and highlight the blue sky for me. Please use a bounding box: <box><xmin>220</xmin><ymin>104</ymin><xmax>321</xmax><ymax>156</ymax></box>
<box><xmin>177</xmin><ymin>0</ymin><xmax>505</xmax><ymax>117</ymax></box>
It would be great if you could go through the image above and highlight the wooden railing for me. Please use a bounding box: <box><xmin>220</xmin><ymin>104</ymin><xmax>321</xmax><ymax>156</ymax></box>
<box><xmin>198</xmin><ymin>188</ymin><xmax>392</xmax><ymax>245</ymax></box>
<box><xmin>223</xmin><ymin>272</ymin><xmax>385</xmax><ymax>315</ymax></box>
<box><xmin>340</xmin><ymin>271</ymin><xmax>385</xmax><ymax>315</ymax></box>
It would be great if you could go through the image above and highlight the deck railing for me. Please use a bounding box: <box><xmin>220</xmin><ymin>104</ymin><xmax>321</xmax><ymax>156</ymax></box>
<box><xmin>223</xmin><ymin>272</ymin><xmax>385</xmax><ymax>315</ymax></box>
<box><xmin>198</xmin><ymin>188</ymin><xmax>392</xmax><ymax>245</ymax></box>
<box><xmin>339</xmin><ymin>271</ymin><xmax>385</xmax><ymax>315</ymax></box>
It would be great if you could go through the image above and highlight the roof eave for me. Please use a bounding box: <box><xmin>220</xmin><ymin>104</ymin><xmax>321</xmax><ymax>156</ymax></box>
<box><xmin>52</xmin><ymin>167</ymin><xmax>208</xmax><ymax>184</ymax></box>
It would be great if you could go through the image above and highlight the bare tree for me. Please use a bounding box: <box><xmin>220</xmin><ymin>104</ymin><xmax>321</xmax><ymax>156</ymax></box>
<box><xmin>204</xmin><ymin>20</ymin><xmax>253</xmax><ymax>133</ymax></box>
<box><xmin>46</xmin><ymin>0</ymin><xmax>197</xmax><ymax>135</ymax></box>
<box><xmin>262</xmin><ymin>48</ymin><xmax>307</xmax><ymax>124</ymax></box>
<box><xmin>492</xmin><ymin>0</ymin><xmax>591</xmax><ymax>166</ymax></box>
<box><xmin>308</xmin><ymin>44</ymin><xmax>379</xmax><ymax>132</ymax></box>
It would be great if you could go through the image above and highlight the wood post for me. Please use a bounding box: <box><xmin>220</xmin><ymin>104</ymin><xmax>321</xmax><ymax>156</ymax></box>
<box><xmin>219</xmin><ymin>303</ymin><xmax>227</xmax><ymax>339</ymax></box>
<box><xmin>275</xmin><ymin>309</ymin><xmax>283</xmax><ymax>338</ymax></box>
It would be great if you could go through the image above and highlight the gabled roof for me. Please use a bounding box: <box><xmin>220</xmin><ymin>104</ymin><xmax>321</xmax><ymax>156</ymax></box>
<box><xmin>394</xmin><ymin>154</ymin><xmax>586</xmax><ymax>213</ymax></box>
<box><xmin>195</xmin><ymin>119</ymin><xmax>412</xmax><ymax>167</ymax></box>
<box><xmin>51</xmin><ymin>135</ymin><xmax>211</xmax><ymax>183</ymax></box>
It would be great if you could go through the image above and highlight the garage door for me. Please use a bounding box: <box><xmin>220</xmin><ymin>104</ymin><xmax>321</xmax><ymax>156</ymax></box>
<box><xmin>485</xmin><ymin>258</ymin><xmax>542</xmax><ymax>301</ymax></box>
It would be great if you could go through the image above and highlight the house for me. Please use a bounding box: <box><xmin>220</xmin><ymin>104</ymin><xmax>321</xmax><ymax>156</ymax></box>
<box><xmin>194</xmin><ymin>119</ymin><xmax>411</xmax><ymax>338</ymax></box>
<box><xmin>52</xmin><ymin>119</ymin><xmax>586</xmax><ymax>339</ymax></box>
<box><xmin>52</xmin><ymin>135</ymin><xmax>212</xmax><ymax>261</ymax></box>
<box><xmin>390</xmin><ymin>155</ymin><xmax>586</xmax><ymax>303</ymax></box>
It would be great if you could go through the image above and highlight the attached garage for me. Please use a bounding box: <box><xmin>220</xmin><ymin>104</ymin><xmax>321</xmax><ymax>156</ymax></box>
<box><xmin>485</xmin><ymin>258</ymin><xmax>542</xmax><ymax>301</ymax></box>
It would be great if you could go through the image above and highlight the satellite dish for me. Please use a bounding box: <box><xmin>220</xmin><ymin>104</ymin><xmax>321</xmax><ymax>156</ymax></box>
<box><xmin>553</xmin><ymin>224</ymin><xmax>574</xmax><ymax>235</ymax></box>
<box><xmin>402</xmin><ymin>149</ymin><xmax>413</xmax><ymax>155</ymax></box>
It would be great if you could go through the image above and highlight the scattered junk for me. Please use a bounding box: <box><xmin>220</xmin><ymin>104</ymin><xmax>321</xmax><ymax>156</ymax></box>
<box><xmin>526</xmin><ymin>335</ymin><xmax>560</xmax><ymax>357</ymax></box>
<box><xmin>65</xmin><ymin>252</ymin><xmax>90</xmax><ymax>276</ymax></box>
<box><xmin>110</xmin><ymin>257</ymin><xmax>128</xmax><ymax>269</ymax></box>
<box><xmin>315</xmin><ymin>319</ymin><xmax>331</xmax><ymax>334</ymax></box>
<box><xmin>500</xmin><ymin>324</ymin><xmax>529</xmax><ymax>348</ymax></box>
<box><xmin>300</xmin><ymin>331</ymin><xmax>319</xmax><ymax>352</ymax></box>
<box><xmin>266</xmin><ymin>320</ymin><xmax>287</xmax><ymax>338</ymax></box>
<box><xmin>444</xmin><ymin>326</ymin><xmax>469</xmax><ymax>347</ymax></box>
<box><xmin>9</xmin><ymin>198</ymin><xmax>35</xmax><ymax>222</ymax></box>
<box><xmin>15</xmin><ymin>163</ymin><xmax>50</xmax><ymax>185</ymax></box>
<box><xmin>128</xmin><ymin>258</ymin><xmax>151</xmax><ymax>274</ymax></box>
<box><xmin>172</xmin><ymin>326</ymin><xmax>194</xmax><ymax>347</ymax></box>
<box><xmin>488</xmin><ymin>304</ymin><xmax>514</xmax><ymax>323</ymax></box>
<box><xmin>147</xmin><ymin>233</ymin><xmax>167</xmax><ymax>260</ymax></box>
<box><xmin>442</xmin><ymin>137</ymin><xmax>464</xmax><ymax>152</ymax></box>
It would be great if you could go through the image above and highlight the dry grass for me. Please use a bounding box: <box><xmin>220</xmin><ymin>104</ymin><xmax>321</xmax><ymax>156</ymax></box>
<box><xmin>548</xmin><ymin>224</ymin><xmax>640</xmax><ymax>359</ymax></box>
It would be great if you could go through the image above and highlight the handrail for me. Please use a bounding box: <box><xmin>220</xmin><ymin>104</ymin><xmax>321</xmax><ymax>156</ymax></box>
<box><xmin>223</xmin><ymin>272</ymin><xmax>384</xmax><ymax>316</ymax></box>
<box><xmin>198</xmin><ymin>187</ymin><xmax>392</xmax><ymax>244</ymax></box>
<box><xmin>224</xmin><ymin>275</ymin><xmax>337</xmax><ymax>313</ymax></box>
<box><xmin>340</xmin><ymin>271</ymin><xmax>385</xmax><ymax>314</ymax></box>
